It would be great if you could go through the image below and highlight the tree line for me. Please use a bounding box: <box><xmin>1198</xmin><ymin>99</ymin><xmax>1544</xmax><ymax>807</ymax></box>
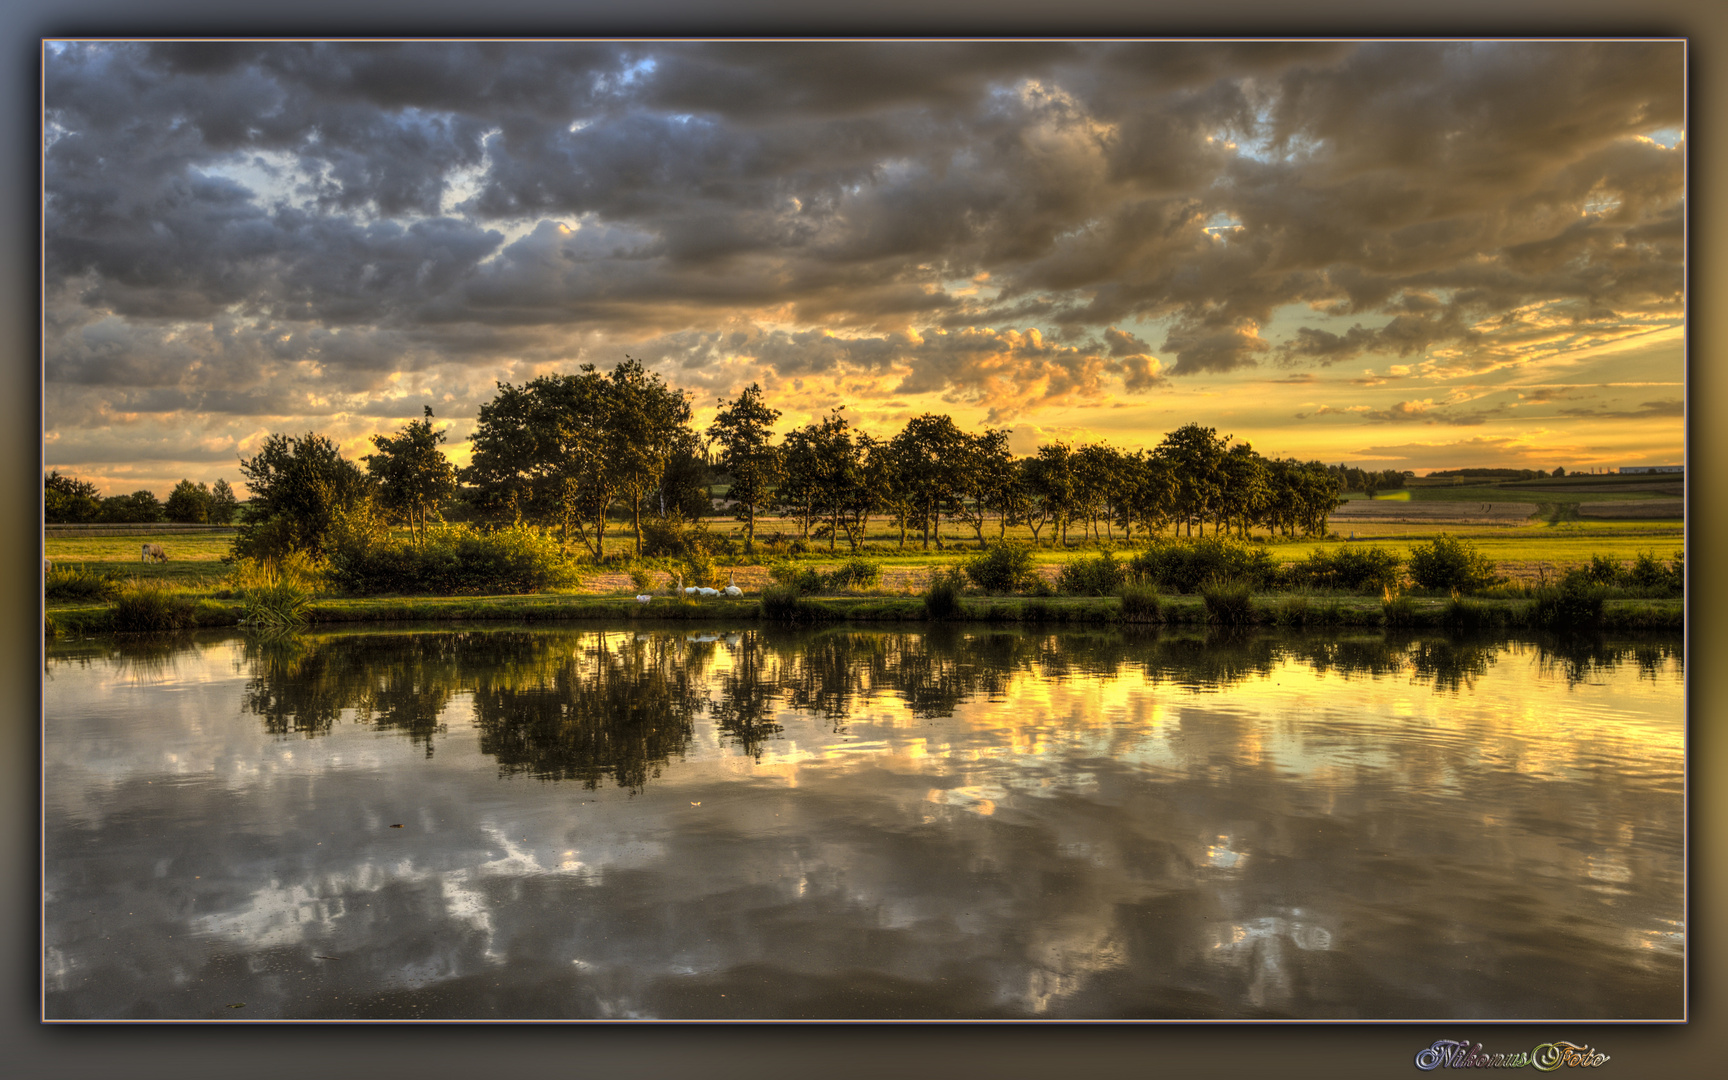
<box><xmin>47</xmin><ymin>357</ymin><xmax>1364</xmax><ymax>557</ymax></box>
<box><xmin>45</xmin><ymin>471</ymin><xmax>238</xmax><ymax>524</ymax></box>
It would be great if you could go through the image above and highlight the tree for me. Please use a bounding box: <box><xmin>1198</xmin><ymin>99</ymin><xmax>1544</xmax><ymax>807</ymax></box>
<box><xmin>98</xmin><ymin>490</ymin><xmax>166</xmax><ymax>524</ymax></box>
<box><xmin>950</xmin><ymin>429</ymin><xmax>1013</xmax><ymax>547</ymax></box>
<box><xmin>602</xmin><ymin>357</ymin><xmax>695</xmax><ymax>558</ymax></box>
<box><xmin>235</xmin><ymin>432</ymin><xmax>374</xmax><ymax>560</ymax></box>
<box><xmin>464</xmin><ymin>371</ymin><xmax>613</xmax><ymax>555</ymax></box>
<box><xmin>365</xmin><ymin>406</ymin><xmax>458</xmax><ymax>548</ymax></box>
<box><xmin>1155</xmin><ymin>424</ymin><xmax>1229</xmax><ymax>536</ymax></box>
<box><xmin>1025</xmin><ymin>442</ymin><xmax>1077</xmax><ymax>545</ymax></box>
<box><xmin>44</xmin><ymin>471</ymin><xmax>101</xmax><ymax>523</ymax></box>
<box><xmin>708</xmin><ymin>383</ymin><xmax>782</xmax><ymax>550</ymax></box>
<box><xmin>888</xmin><ymin>414</ymin><xmax>968</xmax><ymax>549</ymax></box>
<box><xmin>209</xmin><ymin>479</ymin><xmax>239</xmax><ymax>524</ymax></box>
<box><xmin>165</xmin><ymin>479</ymin><xmax>212</xmax><ymax>523</ymax></box>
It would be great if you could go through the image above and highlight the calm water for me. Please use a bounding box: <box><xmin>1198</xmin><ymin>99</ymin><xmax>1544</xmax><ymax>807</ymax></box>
<box><xmin>43</xmin><ymin>624</ymin><xmax>1684</xmax><ymax>1020</ymax></box>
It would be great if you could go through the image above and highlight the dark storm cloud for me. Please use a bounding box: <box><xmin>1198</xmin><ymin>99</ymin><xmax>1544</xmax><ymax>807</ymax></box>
<box><xmin>44</xmin><ymin>39</ymin><xmax>1683</xmax><ymax>435</ymax></box>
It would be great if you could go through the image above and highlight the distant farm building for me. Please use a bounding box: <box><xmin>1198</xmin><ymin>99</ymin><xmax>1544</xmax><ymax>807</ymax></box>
<box><xmin>1619</xmin><ymin>465</ymin><xmax>1683</xmax><ymax>474</ymax></box>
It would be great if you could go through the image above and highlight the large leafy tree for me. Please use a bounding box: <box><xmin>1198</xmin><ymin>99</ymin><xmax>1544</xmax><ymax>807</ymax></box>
<box><xmin>887</xmin><ymin>414</ymin><xmax>968</xmax><ymax>550</ymax></box>
<box><xmin>1025</xmin><ymin>442</ymin><xmax>1077</xmax><ymax>545</ymax></box>
<box><xmin>1155</xmin><ymin>423</ymin><xmax>1229</xmax><ymax>536</ymax></box>
<box><xmin>44</xmin><ymin>471</ymin><xmax>102</xmax><ymax>523</ymax></box>
<box><xmin>707</xmin><ymin>383</ymin><xmax>782</xmax><ymax>550</ymax></box>
<box><xmin>602</xmin><ymin>357</ymin><xmax>694</xmax><ymax>557</ymax></box>
<box><xmin>949</xmin><ymin>429</ymin><xmax>1013</xmax><ymax>547</ymax></box>
<box><xmin>365</xmin><ymin>406</ymin><xmax>459</xmax><ymax>547</ymax></box>
<box><xmin>164</xmin><ymin>479</ymin><xmax>212</xmax><ymax>523</ymax></box>
<box><xmin>235</xmin><ymin>432</ymin><xmax>373</xmax><ymax>559</ymax></box>
<box><xmin>464</xmin><ymin>370</ymin><xmax>613</xmax><ymax>554</ymax></box>
<box><xmin>209</xmin><ymin>478</ymin><xmax>239</xmax><ymax>524</ymax></box>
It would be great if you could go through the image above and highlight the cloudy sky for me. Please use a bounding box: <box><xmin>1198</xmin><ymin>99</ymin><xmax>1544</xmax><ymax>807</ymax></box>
<box><xmin>43</xmin><ymin>40</ymin><xmax>1684</xmax><ymax>496</ymax></box>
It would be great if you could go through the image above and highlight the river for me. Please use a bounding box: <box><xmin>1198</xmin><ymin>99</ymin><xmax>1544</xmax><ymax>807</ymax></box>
<box><xmin>43</xmin><ymin>624</ymin><xmax>1684</xmax><ymax>1020</ymax></box>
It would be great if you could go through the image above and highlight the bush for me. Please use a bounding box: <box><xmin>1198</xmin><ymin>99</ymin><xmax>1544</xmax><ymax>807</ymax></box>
<box><xmin>1406</xmin><ymin>534</ymin><xmax>1499</xmax><ymax>594</ymax></box>
<box><xmin>45</xmin><ymin>563</ymin><xmax>120</xmax><ymax>602</ymax></box>
<box><xmin>326</xmin><ymin>525</ymin><xmax>580</xmax><ymax>595</ymax></box>
<box><xmin>923</xmin><ymin>568</ymin><xmax>965</xmax><ymax>619</ymax></box>
<box><xmin>1290</xmin><ymin>545</ymin><xmax>1404</xmax><ymax>593</ymax></box>
<box><xmin>1534</xmin><ymin>577</ymin><xmax>1607</xmax><ymax>630</ymax></box>
<box><xmin>826</xmin><ymin>559</ymin><xmax>882</xmax><ymax>591</ymax></box>
<box><xmin>1578</xmin><ymin>554</ymin><xmax>1629</xmax><ymax>587</ymax></box>
<box><xmin>1128</xmin><ymin>537</ymin><xmax>1277</xmax><ymax>593</ymax></box>
<box><xmin>1119</xmin><ymin>584</ymin><xmax>1161</xmax><ymax>621</ymax></box>
<box><xmin>640</xmin><ymin>514</ymin><xmax>713</xmax><ymax>559</ymax></box>
<box><xmin>759</xmin><ymin>584</ymin><xmax>822</xmax><ymax>623</ymax></box>
<box><xmin>234</xmin><ymin>562</ymin><xmax>312</xmax><ymax>628</ymax></box>
<box><xmin>628</xmin><ymin>566</ymin><xmax>659</xmax><ymax>594</ymax></box>
<box><xmin>1382</xmin><ymin>594</ymin><xmax>1417</xmax><ymax>628</ymax></box>
<box><xmin>1628</xmin><ymin>549</ymin><xmax>1683</xmax><ymax>597</ymax></box>
<box><xmin>112</xmin><ymin>579</ymin><xmax>197</xmax><ymax>632</ymax></box>
<box><xmin>768</xmin><ymin>560</ymin><xmax>825</xmax><ymax>593</ymax></box>
<box><xmin>964</xmin><ymin>541</ymin><xmax>1038</xmax><ymax>594</ymax></box>
<box><xmin>1200</xmin><ymin>580</ymin><xmax>1255</xmax><ymax>625</ymax></box>
<box><xmin>1057</xmin><ymin>551</ymin><xmax>1126</xmax><ymax>596</ymax></box>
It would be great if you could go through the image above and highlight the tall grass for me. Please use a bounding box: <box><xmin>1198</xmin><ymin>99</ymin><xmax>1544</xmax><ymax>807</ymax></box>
<box><xmin>923</xmin><ymin>568</ymin><xmax>965</xmax><ymax>619</ymax></box>
<box><xmin>44</xmin><ymin>562</ymin><xmax>120</xmax><ymax>602</ymax></box>
<box><xmin>111</xmin><ymin>578</ymin><xmax>198</xmax><ymax>632</ymax></box>
<box><xmin>1200</xmin><ymin>580</ymin><xmax>1254</xmax><ymax>625</ymax></box>
<box><xmin>1119</xmin><ymin>584</ymin><xmax>1161</xmax><ymax>621</ymax></box>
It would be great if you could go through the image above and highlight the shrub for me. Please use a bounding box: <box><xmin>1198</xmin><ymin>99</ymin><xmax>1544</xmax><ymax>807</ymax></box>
<box><xmin>1382</xmin><ymin>594</ymin><xmax>1417</xmax><ymax>628</ymax></box>
<box><xmin>45</xmin><ymin>563</ymin><xmax>120</xmax><ymax>602</ymax></box>
<box><xmin>1407</xmin><ymin>534</ymin><xmax>1499</xmax><ymax>594</ymax></box>
<box><xmin>682</xmin><ymin>547</ymin><xmax>718</xmax><ymax>590</ymax></box>
<box><xmin>227</xmin><ymin>554</ymin><xmax>319</xmax><ymax>626</ymax></box>
<box><xmin>1290</xmin><ymin>545</ymin><xmax>1404</xmax><ymax>593</ymax></box>
<box><xmin>326</xmin><ymin>525</ymin><xmax>579</xmax><ymax>595</ymax></box>
<box><xmin>1200</xmin><ymin>580</ymin><xmax>1255</xmax><ymax>625</ymax></box>
<box><xmin>1578</xmin><ymin>554</ymin><xmax>1629</xmax><ymax>587</ymax></box>
<box><xmin>768</xmin><ymin>560</ymin><xmax>825</xmax><ymax>593</ymax></box>
<box><xmin>628</xmin><ymin>566</ymin><xmax>658</xmax><ymax>594</ymax></box>
<box><xmin>964</xmin><ymin>541</ymin><xmax>1038</xmax><ymax>594</ymax></box>
<box><xmin>640</xmin><ymin>514</ymin><xmax>712</xmax><ymax>559</ymax></box>
<box><xmin>1128</xmin><ymin>537</ymin><xmax>1277</xmax><ymax>593</ymax></box>
<box><xmin>1628</xmin><ymin>549</ymin><xmax>1683</xmax><ymax>597</ymax></box>
<box><xmin>923</xmin><ymin>568</ymin><xmax>965</xmax><ymax>619</ymax></box>
<box><xmin>1057</xmin><ymin>551</ymin><xmax>1126</xmax><ymax>596</ymax></box>
<box><xmin>1533</xmin><ymin>577</ymin><xmax>1608</xmax><ymax>631</ymax></box>
<box><xmin>760</xmin><ymin>583</ymin><xmax>821</xmax><ymax>622</ymax></box>
<box><xmin>826</xmin><ymin>559</ymin><xmax>882</xmax><ymax>591</ymax></box>
<box><xmin>1119</xmin><ymin>584</ymin><xmax>1161</xmax><ymax>621</ymax></box>
<box><xmin>111</xmin><ymin>579</ymin><xmax>197</xmax><ymax>632</ymax></box>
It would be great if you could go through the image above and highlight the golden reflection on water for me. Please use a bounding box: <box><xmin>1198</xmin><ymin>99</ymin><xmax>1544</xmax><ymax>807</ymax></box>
<box><xmin>44</xmin><ymin>626</ymin><xmax>1683</xmax><ymax>1020</ymax></box>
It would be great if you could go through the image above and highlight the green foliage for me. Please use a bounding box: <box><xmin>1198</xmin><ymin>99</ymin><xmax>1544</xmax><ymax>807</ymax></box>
<box><xmin>759</xmin><ymin>584</ymin><xmax>823</xmax><ymax>622</ymax></box>
<box><xmin>326</xmin><ymin>525</ymin><xmax>580</xmax><ymax>596</ymax></box>
<box><xmin>234</xmin><ymin>431</ymin><xmax>375</xmax><ymax>561</ymax></box>
<box><xmin>1628</xmin><ymin>549</ymin><xmax>1683</xmax><ymax>597</ymax></box>
<box><xmin>1057</xmin><ymin>550</ymin><xmax>1126</xmax><ymax>596</ymax></box>
<box><xmin>1127</xmin><ymin>537</ymin><xmax>1277</xmax><ymax>593</ymax></box>
<box><xmin>1382</xmin><ymin>595</ymin><xmax>1418</xmax><ymax>627</ymax></box>
<box><xmin>964</xmin><ymin>541</ymin><xmax>1038</xmax><ymax>594</ymax></box>
<box><xmin>1119</xmin><ymin>584</ymin><xmax>1161</xmax><ymax>621</ymax></box>
<box><xmin>228</xmin><ymin>557</ymin><xmax>315</xmax><ymax>628</ymax></box>
<box><xmin>1406</xmin><ymin>534</ymin><xmax>1499</xmax><ymax>593</ymax></box>
<box><xmin>99</xmin><ymin>490</ymin><xmax>167</xmax><ymax>524</ymax></box>
<box><xmin>628</xmin><ymin>566</ymin><xmax>658</xmax><ymax>594</ymax></box>
<box><xmin>768</xmin><ymin>560</ymin><xmax>825</xmax><ymax>593</ymax></box>
<box><xmin>164</xmin><ymin>479</ymin><xmax>212</xmax><ymax>523</ymax></box>
<box><xmin>923</xmin><ymin>568</ymin><xmax>965</xmax><ymax>619</ymax></box>
<box><xmin>209</xmin><ymin>479</ymin><xmax>239</xmax><ymax>524</ymax></box>
<box><xmin>682</xmin><ymin>547</ymin><xmax>718</xmax><ymax>590</ymax></box>
<box><xmin>1200</xmin><ymin>580</ymin><xmax>1255</xmax><ymax>625</ymax></box>
<box><xmin>1290</xmin><ymin>545</ymin><xmax>1404</xmax><ymax>593</ymax></box>
<box><xmin>826</xmin><ymin>559</ymin><xmax>882</xmax><ymax>590</ymax></box>
<box><xmin>44</xmin><ymin>471</ymin><xmax>102</xmax><ymax>523</ymax></box>
<box><xmin>640</xmin><ymin>513</ymin><xmax>714</xmax><ymax>559</ymax></box>
<box><xmin>1533</xmin><ymin>576</ymin><xmax>1607</xmax><ymax>631</ymax></box>
<box><xmin>111</xmin><ymin>579</ymin><xmax>197</xmax><ymax>632</ymax></box>
<box><xmin>709</xmin><ymin>383</ymin><xmax>782</xmax><ymax>545</ymax></box>
<box><xmin>45</xmin><ymin>562</ymin><xmax>120</xmax><ymax>601</ymax></box>
<box><xmin>365</xmin><ymin>406</ymin><xmax>458</xmax><ymax>546</ymax></box>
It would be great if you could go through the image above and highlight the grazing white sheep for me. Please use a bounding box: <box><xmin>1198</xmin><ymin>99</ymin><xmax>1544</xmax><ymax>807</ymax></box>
<box><xmin>141</xmin><ymin>543</ymin><xmax>167</xmax><ymax>563</ymax></box>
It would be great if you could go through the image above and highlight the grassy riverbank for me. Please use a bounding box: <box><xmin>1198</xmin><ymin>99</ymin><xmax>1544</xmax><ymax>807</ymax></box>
<box><xmin>44</xmin><ymin>589</ymin><xmax>1682</xmax><ymax>638</ymax></box>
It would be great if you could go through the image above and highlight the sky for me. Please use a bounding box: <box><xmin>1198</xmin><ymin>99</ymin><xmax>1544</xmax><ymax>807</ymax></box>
<box><xmin>42</xmin><ymin>40</ymin><xmax>1685</xmax><ymax>497</ymax></box>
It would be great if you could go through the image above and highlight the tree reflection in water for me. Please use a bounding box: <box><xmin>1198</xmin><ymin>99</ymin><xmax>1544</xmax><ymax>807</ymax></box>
<box><xmin>231</xmin><ymin>625</ymin><xmax>1683</xmax><ymax>788</ymax></box>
